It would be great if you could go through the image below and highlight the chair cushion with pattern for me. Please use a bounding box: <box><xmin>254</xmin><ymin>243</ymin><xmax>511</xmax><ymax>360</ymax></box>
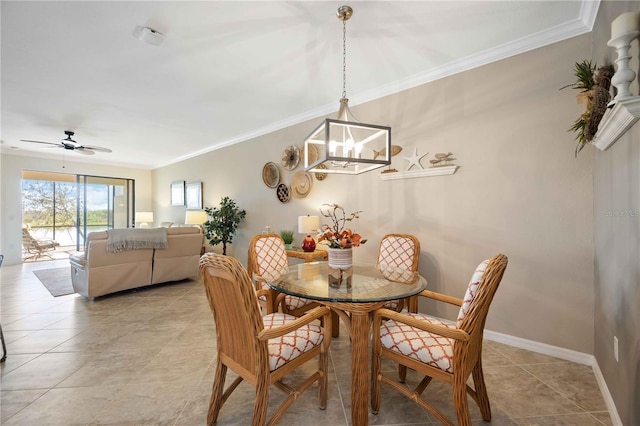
<box><xmin>255</xmin><ymin>237</ymin><xmax>289</xmax><ymax>276</ymax></box>
<box><xmin>378</xmin><ymin>235</ymin><xmax>417</xmax><ymax>310</ymax></box>
<box><xmin>263</xmin><ymin>313</ymin><xmax>325</xmax><ymax>371</ymax></box>
<box><xmin>379</xmin><ymin>313</ymin><xmax>456</xmax><ymax>373</ymax></box>
<box><xmin>378</xmin><ymin>236</ymin><xmax>417</xmax><ymax>270</ymax></box>
<box><xmin>456</xmin><ymin>259</ymin><xmax>490</xmax><ymax>328</ymax></box>
<box><xmin>284</xmin><ymin>295</ymin><xmax>312</xmax><ymax>310</ymax></box>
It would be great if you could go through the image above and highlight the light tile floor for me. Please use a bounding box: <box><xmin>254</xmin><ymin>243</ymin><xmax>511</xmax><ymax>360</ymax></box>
<box><xmin>1</xmin><ymin>259</ymin><xmax>613</xmax><ymax>425</ymax></box>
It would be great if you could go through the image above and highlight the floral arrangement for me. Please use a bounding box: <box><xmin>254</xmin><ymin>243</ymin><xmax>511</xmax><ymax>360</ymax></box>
<box><xmin>317</xmin><ymin>203</ymin><xmax>367</xmax><ymax>249</ymax></box>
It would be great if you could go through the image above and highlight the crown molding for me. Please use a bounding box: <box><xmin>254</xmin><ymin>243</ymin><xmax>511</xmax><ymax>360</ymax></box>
<box><xmin>157</xmin><ymin>1</ymin><xmax>600</xmax><ymax>169</ymax></box>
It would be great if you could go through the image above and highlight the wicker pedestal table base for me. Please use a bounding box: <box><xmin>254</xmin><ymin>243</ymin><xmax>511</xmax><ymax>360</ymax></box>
<box><xmin>322</xmin><ymin>300</ymin><xmax>388</xmax><ymax>426</ymax></box>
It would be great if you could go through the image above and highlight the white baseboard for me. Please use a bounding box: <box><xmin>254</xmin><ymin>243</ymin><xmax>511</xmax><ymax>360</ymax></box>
<box><xmin>483</xmin><ymin>329</ymin><xmax>594</xmax><ymax>365</ymax></box>
<box><xmin>591</xmin><ymin>360</ymin><xmax>624</xmax><ymax>426</ymax></box>
<box><xmin>484</xmin><ymin>329</ymin><xmax>622</xmax><ymax>425</ymax></box>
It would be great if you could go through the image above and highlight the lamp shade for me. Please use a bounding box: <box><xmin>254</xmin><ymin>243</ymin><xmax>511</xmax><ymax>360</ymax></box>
<box><xmin>136</xmin><ymin>211</ymin><xmax>154</xmax><ymax>228</ymax></box>
<box><xmin>136</xmin><ymin>212</ymin><xmax>154</xmax><ymax>223</ymax></box>
<box><xmin>298</xmin><ymin>215</ymin><xmax>320</xmax><ymax>234</ymax></box>
<box><xmin>185</xmin><ymin>210</ymin><xmax>207</xmax><ymax>225</ymax></box>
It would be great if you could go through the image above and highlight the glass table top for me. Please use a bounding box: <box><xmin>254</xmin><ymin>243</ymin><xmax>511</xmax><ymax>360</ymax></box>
<box><xmin>267</xmin><ymin>261</ymin><xmax>427</xmax><ymax>303</ymax></box>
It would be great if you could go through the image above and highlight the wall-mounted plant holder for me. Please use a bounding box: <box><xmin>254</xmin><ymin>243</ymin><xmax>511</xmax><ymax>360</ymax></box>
<box><xmin>592</xmin><ymin>97</ymin><xmax>640</xmax><ymax>151</ymax></box>
<box><xmin>592</xmin><ymin>12</ymin><xmax>640</xmax><ymax>151</ymax></box>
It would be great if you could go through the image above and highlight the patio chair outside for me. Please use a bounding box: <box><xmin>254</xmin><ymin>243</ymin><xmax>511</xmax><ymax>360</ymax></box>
<box><xmin>22</xmin><ymin>226</ymin><xmax>60</xmax><ymax>261</ymax></box>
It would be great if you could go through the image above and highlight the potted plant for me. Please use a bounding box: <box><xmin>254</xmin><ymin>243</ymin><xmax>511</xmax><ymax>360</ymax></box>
<box><xmin>279</xmin><ymin>230</ymin><xmax>294</xmax><ymax>249</ymax></box>
<box><xmin>203</xmin><ymin>196</ymin><xmax>246</xmax><ymax>255</ymax></box>
<box><xmin>317</xmin><ymin>203</ymin><xmax>367</xmax><ymax>269</ymax></box>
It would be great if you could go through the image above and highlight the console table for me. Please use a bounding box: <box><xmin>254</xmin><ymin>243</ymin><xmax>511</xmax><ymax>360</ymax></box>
<box><xmin>285</xmin><ymin>247</ymin><xmax>328</xmax><ymax>263</ymax></box>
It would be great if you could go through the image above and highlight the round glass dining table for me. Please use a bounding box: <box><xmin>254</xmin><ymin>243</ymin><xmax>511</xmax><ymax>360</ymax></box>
<box><xmin>267</xmin><ymin>261</ymin><xmax>427</xmax><ymax>426</ymax></box>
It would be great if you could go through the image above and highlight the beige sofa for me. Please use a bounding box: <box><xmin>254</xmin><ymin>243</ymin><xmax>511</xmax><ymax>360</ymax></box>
<box><xmin>70</xmin><ymin>227</ymin><xmax>204</xmax><ymax>298</ymax></box>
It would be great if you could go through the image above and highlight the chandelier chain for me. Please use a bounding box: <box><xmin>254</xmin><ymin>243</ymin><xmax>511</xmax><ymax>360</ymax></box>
<box><xmin>342</xmin><ymin>18</ymin><xmax>347</xmax><ymax>99</ymax></box>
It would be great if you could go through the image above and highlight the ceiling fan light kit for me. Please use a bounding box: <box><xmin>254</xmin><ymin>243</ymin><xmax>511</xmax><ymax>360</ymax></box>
<box><xmin>303</xmin><ymin>5</ymin><xmax>391</xmax><ymax>176</ymax></box>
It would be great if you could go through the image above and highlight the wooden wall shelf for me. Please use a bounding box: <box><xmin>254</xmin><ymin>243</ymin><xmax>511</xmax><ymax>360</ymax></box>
<box><xmin>593</xmin><ymin>97</ymin><xmax>640</xmax><ymax>151</ymax></box>
<box><xmin>379</xmin><ymin>165</ymin><xmax>458</xmax><ymax>181</ymax></box>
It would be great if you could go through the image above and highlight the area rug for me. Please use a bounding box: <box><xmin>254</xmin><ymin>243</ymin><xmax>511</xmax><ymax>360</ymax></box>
<box><xmin>33</xmin><ymin>267</ymin><xmax>74</xmax><ymax>297</ymax></box>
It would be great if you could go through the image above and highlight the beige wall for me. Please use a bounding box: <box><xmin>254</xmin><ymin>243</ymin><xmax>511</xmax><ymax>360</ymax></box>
<box><xmin>152</xmin><ymin>33</ymin><xmax>595</xmax><ymax>353</ymax></box>
<box><xmin>0</xmin><ymin>153</ymin><xmax>152</xmax><ymax>265</ymax></box>
<box><xmin>592</xmin><ymin>2</ymin><xmax>640</xmax><ymax>424</ymax></box>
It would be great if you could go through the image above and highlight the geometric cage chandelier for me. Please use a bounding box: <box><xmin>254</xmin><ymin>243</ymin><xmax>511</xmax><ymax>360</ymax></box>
<box><xmin>304</xmin><ymin>5</ymin><xmax>391</xmax><ymax>175</ymax></box>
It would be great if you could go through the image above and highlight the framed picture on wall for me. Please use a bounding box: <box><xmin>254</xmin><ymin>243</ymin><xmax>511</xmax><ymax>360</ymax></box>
<box><xmin>171</xmin><ymin>181</ymin><xmax>185</xmax><ymax>206</ymax></box>
<box><xmin>186</xmin><ymin>181</ymin><xmax>203</xmax><ymax>209</ymax></box>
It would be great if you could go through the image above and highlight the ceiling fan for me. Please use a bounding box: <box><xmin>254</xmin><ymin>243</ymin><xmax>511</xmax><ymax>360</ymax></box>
<box><xmin>20</xmin><ymin>130</ymin><xmax>112</xmax><ymax>155</ymax></box>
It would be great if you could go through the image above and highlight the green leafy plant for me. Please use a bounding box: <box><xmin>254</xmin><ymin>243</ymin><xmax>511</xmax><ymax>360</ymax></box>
<box><xmin>570</xmin><ymin>59</ymin><xmax>596</xmax><ymax>92</ymax></box>
<box><xmin>279</xmin><ymin>230</ymin><xmax>294</xmax><ymax>245</ymax></box>
<box><xmin>203</xmin><ymin>196</ymin><xmax>246</xmax><ymax>255</ymax></box>
<box><xmin>566</xmin><ymin>60</ymin><xmax>597</xmax><ymax>157</ymax></box>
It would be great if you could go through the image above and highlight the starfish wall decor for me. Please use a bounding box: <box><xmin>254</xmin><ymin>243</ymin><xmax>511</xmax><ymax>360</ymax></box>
<box><xmin>403</xmin><ymin>147</ymin><xmax>428</xmax><ymax>171</ymax></box>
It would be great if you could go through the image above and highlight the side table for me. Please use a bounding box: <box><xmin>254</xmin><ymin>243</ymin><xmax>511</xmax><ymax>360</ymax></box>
<box><xmin>285</xmin><ymin>247</ymin><xmax>328</xmax><ymax>263</ymax></box>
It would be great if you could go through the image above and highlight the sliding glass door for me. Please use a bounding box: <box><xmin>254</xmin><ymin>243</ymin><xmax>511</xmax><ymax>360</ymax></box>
<box><xmin>22</xmin><ymin>171</ymin><xmax>135</xmax><ymax>255</ymax></box>
<box><xmin>76</xmin><ymin>175</ymin><xmax>135</xmax><ymax>250</ymax></box>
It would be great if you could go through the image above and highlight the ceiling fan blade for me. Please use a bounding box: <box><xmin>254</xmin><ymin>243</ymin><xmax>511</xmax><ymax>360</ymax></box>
<box><xmin>82</xmin><ymin>145</ymin><xmax>112</xmax><ymax>153</ymax></box>
<box><xmin>20</xmin><ymin>139</ymin><xmax>58</xmax><ymax>146</ymax></box>
<box><xmin>74</xmin><ymin>148</ymin><xmax>96</xmax><ymax>155</ymax></box>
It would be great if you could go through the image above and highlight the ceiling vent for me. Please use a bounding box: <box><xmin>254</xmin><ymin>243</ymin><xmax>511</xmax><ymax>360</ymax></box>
<box><xmin>132</xmin><ymin>26</ymin><xmax>164</xmax><ymax>46</ymax></box>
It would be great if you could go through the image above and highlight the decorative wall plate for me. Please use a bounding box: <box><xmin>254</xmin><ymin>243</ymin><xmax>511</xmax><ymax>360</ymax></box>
<box><xmin>314</xmin><ymin>163</ymin><xmax>328</xmax><ymax>181</ymax></box>
<box><xmin>276</xmin><ymin>183</ymin><xmax>290</xmax><ymax>203</ymax></box>
<box><xmin>262</xmin><ymin>162</ymin><xmax>280</xmax><ymax>188</ymax></box>
<box><xmin>291</xmin><ymin>171</ymin><xmax>313</xmax><ymax>198</ymax></box>
<box><xmin>281</xmin><ymin>145</ymin><xmax>300</xmax><ymax>170</ymax></box>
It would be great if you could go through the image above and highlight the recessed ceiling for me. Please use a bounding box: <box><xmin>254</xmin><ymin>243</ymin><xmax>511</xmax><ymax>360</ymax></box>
<box><xmin>0</xmin><ymin>1</ymin><xmax>598</xmax><ymax>169</ymax></box>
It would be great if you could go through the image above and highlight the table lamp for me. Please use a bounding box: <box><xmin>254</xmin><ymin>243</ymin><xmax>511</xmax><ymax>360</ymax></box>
<box><xmin>185</xmin><ymin>210</ymin><xmax>207</xmax><ymax>230</ymax></box>
<box><xmin>298</xmin><ymin>215</ymin><xmax>319</xmax><ymax>252</ymax></box>
<box><xmin>136</xmin><ymin>212</ymin><xmax>154</xmax><ymax>228</ymax></box>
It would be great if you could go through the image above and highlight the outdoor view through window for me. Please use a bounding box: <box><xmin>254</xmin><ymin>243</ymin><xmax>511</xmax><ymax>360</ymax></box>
<box><xmin>21</xmin><ymin>171</ymin><xmax>134</xmax><ymax>256</ymax></box>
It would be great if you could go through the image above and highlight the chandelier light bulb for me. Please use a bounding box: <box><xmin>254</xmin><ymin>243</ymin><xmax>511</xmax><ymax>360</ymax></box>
<box><xmin>354</xmin><ymin>142</ymin><xmax>363</xmax><ymax>157</ymax></box>
<box><xmin>329</xmin><ymin>140</ymin><xmax>338</xmax><ymax>155</ymax></box>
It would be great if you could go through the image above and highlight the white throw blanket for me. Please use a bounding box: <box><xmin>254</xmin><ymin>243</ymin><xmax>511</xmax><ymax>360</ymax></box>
<box><xmin>106</xmin><ymin>228</ymin><xmax>168</xmax><ymax>253</ymax></box>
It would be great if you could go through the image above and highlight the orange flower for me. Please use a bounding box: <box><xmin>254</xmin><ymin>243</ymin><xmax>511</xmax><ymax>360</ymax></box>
<box><xmin>317</xmin><ymin>203</ymin><xmax>367</xmax><ymax>249</ymax></box>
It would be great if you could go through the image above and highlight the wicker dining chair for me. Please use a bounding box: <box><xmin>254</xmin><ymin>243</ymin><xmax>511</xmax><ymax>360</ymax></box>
<box><xmin>247</xmin><ymin>233</ymin><xmax>320</xmax><ymax>316</ymax></box>
<box><xmin>377</xmin><ymin>233</ymin><xmax>421</xmax><ymax>312</ymax></box>
<box><xmin>200</xmin><ymin>253</ymin><xmax>332</xmax><ymax>426</ymax></box>
<box><xmin>371</xmin><ymin>254</ymin><xmax>508</xmax><ymax>426</ymax></box>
